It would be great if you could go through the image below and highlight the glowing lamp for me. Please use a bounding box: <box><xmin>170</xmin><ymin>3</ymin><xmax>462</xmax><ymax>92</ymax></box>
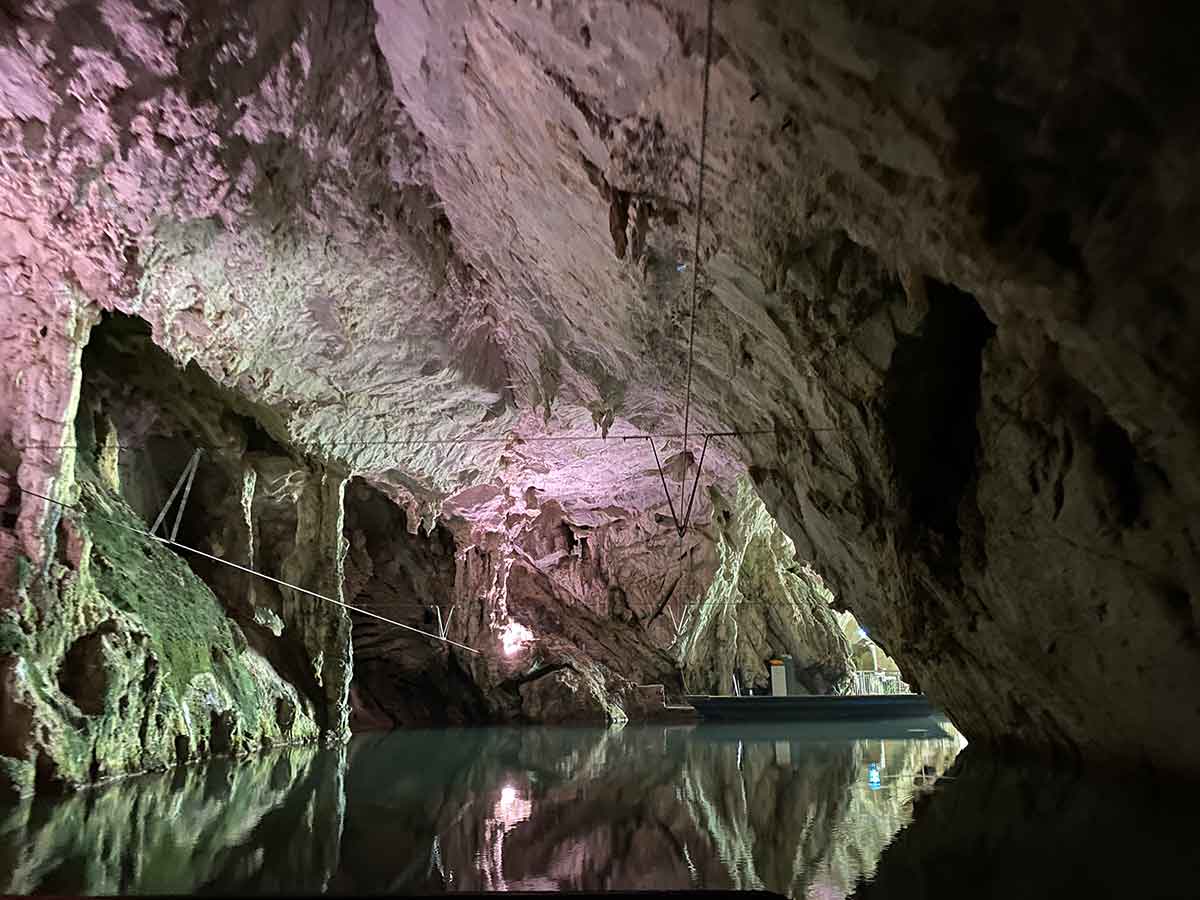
<box><xmin>500</xmin><ymin>620</ymin><xmax>534</xmax><ymax>656</ymax></box>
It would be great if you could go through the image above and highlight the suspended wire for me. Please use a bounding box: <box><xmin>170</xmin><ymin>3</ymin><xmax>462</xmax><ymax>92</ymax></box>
<box><xmin>679</xmin><ymin>0</ymin><xmax>717</xmax><ymax>518</ymax></box>
<box><xmin>0</xmin><ymin>473</ymin><xmax>480</xmax><ymax>654</ymax></box>
<box><xmin>12</xmin><ymin>428</ymin><xmax>788</xmax><ymax>452</ymax></box>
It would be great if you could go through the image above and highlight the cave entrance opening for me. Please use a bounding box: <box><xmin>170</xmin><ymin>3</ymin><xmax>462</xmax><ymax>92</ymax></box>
<box><xmin>671</xmin><ymin>477</ymin><xmax>920</xmax><ymax>700</ymax></box>
<box><xmin>836</xmin><ymin>611</ymin><xmax>912</xmax><ymax>696</ymax></box>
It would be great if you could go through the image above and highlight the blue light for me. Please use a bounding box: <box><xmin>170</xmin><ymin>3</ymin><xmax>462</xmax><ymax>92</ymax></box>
<box><xmin>857</xmin><ymin>627</ymin><xmax>868</xmax><ymax>639</ymax></box>
<box><xmin>676</xmin><ymin>262</ymin><xmax>687</xmax><ymax>272</ymax></box>
<box><xmin>867</xmin><ymin>762</ymin><xmax>881</xmax><ymax>790</ymax></box>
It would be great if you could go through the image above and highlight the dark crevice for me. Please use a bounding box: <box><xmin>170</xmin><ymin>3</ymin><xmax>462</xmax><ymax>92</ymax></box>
<box><xmin>58</xmin><ymin>633</ymin><xmax>109</xmax><ymax>716</ymax></box>
<box><xmin>1092</xmin><ymin>419</ymin><xmax>1141</xmax><ymax>527</ymax></box>
<box><xmin>0</xmin><ymin>436</ymin><xmax>19</xmax><ymax>528</ymax></box>
<box><xmin>243</xmin><ymin>417</ymin><xmax>287</xmax><ymax>455</ymax></box>
<box><xmin>882</xmin><ymin>278</ymin><xmax>995</xmax><ymax>561</ymax></box>
<box><xmin>609</xmin><ymin>189</ymin><xmax>631</xmax><ymax>259</ymax></box>
<box><xmin>343</xmin><ymin>478</ymin><xmax>489</xmax><ymax>728</ymax></box>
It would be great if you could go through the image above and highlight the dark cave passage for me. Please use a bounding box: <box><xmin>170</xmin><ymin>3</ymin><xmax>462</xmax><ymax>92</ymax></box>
<box><xmin>883</xmin><ymin>279</ymin><xmax>995</xmax><ymax>554</ymax></box>
<box><xmin>342</xmin><ymin>477</ymin><xmax>489</xmax><ymax>729</ymax></box>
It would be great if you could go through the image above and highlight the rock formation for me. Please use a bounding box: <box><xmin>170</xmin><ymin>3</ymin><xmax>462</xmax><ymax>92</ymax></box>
<box><xmin>0</xmin><ymin>314</ymin><xmax>355</xmax><ymax>794</ymax></box>
<box><xmin>682</xmin><ymin>476</ymin><xmax>851</xmax><ymax>696</ymax></box>
<box><xmin>2</xmin><ymin>0</ymin><xmax>1198</xmax><ymax>786</ymax></box>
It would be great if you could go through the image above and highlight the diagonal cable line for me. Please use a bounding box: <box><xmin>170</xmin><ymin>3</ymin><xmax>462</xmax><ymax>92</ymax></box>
<box><xmin>0</xmin><ymin>473</ymin><xmax>480</xmax><ymax>654</ymax></box>
<box><xmin>13</xmin><ymin>427</ymin><xmax>787</xmax><ymax>452</ymax></box>
<box><xmin>679</xmin><ymin>0</ymin><xmax>717</xmax><ymax>518</ymax></box>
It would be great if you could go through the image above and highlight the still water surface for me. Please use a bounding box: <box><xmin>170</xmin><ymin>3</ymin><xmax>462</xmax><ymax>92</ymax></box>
<box><xmin>0</xmin><ymin>719</ymin><xmax>961</xmax><ymax>896</ymax></box>
<box><xmin>6</xmin><ymin>718</ymin><xmax>1196</xmax><ymax>898</ymax></box>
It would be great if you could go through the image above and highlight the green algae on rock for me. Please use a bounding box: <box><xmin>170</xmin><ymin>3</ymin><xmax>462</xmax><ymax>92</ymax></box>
<box><xmin>0</xmin><ymin>473</ymin><xmax>321</xmax><ymax>796</ymax></box>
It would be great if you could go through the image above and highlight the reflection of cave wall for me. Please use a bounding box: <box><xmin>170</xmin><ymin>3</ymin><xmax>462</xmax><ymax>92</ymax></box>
<box><xmin>677</xmin><ymin>733</ymin><xmax>960</xmax><ymax>896</ymax></box>
<box><xmin>330</xmin><ymin>726</ymin><xmax>960</xmax><ymax>895</ymax></box>
<box><xmin>342</xmin><ymin>477</ymin><xmax>487</xmax><ymax>728</ymax></box>
<box><xmin>855</xmin><ymin>747</ymin><xmax>1200</xmax><ymax>900</ymax></box>
<box><xmin>0</xmin><ymin>745</ymin><xmax>345</xmax><ymax>895</ymax></box>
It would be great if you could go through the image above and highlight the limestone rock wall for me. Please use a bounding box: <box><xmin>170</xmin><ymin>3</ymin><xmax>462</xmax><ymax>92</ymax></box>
<box><xmin>340</xmin><ymin>470</ymin><xmax>852</xmax><ymax>726</ymax></box>
<box><xmin>368</xmin><ymin>0</ymin><xmax>1200</xmax><ymax>770</ymax></box>
<box><xmin>342</xmin><ymin>482</ymin><xmax>692</xmax><ymax>727</ymax></box>
<box><xmin>682</xmin><ymin>477</ymin><xmax>852</xmax><ymax>696</ymax></box>
<box><xmin>0</xmin><ymin>314</ymin><xmax>353</xmax><ymax>796</ymax></box>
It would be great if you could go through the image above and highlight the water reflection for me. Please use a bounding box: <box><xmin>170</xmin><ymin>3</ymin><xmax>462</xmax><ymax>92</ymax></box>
<box><xmin>854</xmin><ymin>746</ymin><xmax>1200</xmax><ymax>900</ymax></box>
<box><xmin>0</xmin><ymin>745</ymin><xmax>346</xmax><ymax>895</ymax></box>
<box><xmin>0</xmin><ymin>719</ymin><xmax>961</xmax><ymax>897</ymax></box>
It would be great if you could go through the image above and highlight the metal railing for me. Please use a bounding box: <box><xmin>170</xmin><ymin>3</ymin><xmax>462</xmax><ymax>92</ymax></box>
<box><xmin>850</xmin><ymin>669</ymin><xmax>912</xmax><ymax>695</ymax></box>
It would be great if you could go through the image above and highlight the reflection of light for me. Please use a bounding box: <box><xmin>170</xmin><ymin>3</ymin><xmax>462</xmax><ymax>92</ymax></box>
<box><xmin>867</xmin><ymin>762</ymin><xmax>882</xmax><ymax>790</ymax></box>
<box><xmin>500</xmin><ymin>620</ymin><xmax>534</xmax><ymax>656</ymax></box>
<box><xmin>494</xmin><ymin>782</ymin><xmax>532</xmax><ymax>829</ymax></box>
<box><xmin>857</xmin><ymin>627</ymin><xmax>868</xmax><ymax>639</ymax></box>
<box><xmin>481</xmin><ymin>781</ymin><xmax>535</xmax><ymax>890</ymax></box>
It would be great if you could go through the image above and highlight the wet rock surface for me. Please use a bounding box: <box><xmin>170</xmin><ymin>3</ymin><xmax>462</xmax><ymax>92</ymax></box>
<box><xmin>0</xmin><ymin>0</ymin><xmax>1197</xmax><ymax>780</ymax></box>
<box><xmin>682</xmin><ymin>477</ymin><xmax>852</xmax><ymax>696</ymax></box>
<box><xmin>342</xmin><ymin>471</ymin><xmax>841</xmax><ymax>727</ymax></box>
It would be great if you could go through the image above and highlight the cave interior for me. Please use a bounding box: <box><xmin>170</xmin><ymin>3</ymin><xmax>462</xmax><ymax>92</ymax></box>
<box><xmin>0</xmin><ymin>0</ymin><xmax>1197</xmax><ymax>812</ymax></box>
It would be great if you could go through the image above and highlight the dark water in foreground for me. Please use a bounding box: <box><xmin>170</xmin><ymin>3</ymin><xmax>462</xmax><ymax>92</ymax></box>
<box><xmin>1</xmin><ymin>720</ymin><xmax>1196</xmax><ymax>898</ymax></box>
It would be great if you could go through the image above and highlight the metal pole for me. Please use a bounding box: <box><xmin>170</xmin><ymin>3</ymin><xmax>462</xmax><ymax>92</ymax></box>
<box><xmin>169</xmin><ymin>450</ymin><xmax>202</xmax><ymax>541</ymax></box>
<box><xmin>149</xmin><ymin>449</ymin><xmax>201</xmax><ymax>537</ymax></box>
